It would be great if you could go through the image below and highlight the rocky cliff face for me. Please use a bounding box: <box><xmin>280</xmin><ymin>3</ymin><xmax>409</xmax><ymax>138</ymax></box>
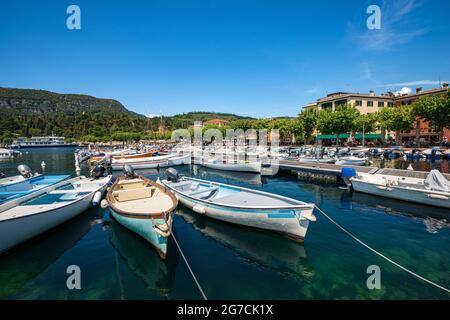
<box><xmin>0</xmin><ymin>88</ymin><xmax>140</xmax><ymax>115</ymax></box>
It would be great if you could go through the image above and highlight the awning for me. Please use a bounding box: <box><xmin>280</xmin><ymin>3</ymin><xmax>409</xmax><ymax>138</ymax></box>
<box><xmin>317</xmin><ymin>134</ymin><xmax>349</xmax><ymax>140</ymax></box>
<box><xmin>354</xmin><ymin>133</ymin><xmax>383</xmax><ymax>139</ymax></box>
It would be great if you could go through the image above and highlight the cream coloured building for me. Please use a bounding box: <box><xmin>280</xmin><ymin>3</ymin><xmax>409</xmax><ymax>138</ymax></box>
<box><xmin>316</xmin><ymin>91</ymin><xmax>394</xmax><ymax>114</ymax></box>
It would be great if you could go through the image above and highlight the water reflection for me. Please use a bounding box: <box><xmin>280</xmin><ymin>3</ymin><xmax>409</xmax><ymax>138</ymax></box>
<box><xmin>176</xmin><ymin>207</ymin><xmax>315</xmax><ymax>281</ymax></box>
<box><xmin>347</xmin><ymin>192</ymin><xmax>450</xmax><ymax>234</ymax></box>
<box><xmin>108</xmin><ymin>217</ymin><xmax>178</xmax><ymax>298</ymax></box>
<box><xmin>0</xmin><ymin>208</ymin><xmax>95</xmax><ymax>298</ymax></box>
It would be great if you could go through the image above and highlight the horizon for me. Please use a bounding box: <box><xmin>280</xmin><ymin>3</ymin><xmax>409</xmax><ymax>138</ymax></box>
<box><xmin>1</xmin><ymin>0</ymin><xmax>449</xmax><ymax>118</ymax></box>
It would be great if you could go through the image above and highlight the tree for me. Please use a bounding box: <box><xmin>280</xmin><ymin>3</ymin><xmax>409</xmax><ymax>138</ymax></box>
<box><xmin>298</xmin><ymin>108</ymin><xmax>318</xmax><ymax>143</ymax></box>
<box><xmin>412</xmin><ymin>91</ymin><xmax>450</xmax><ymax>143</ymax></box>
<box><xmin>378</xmin><ymin>106</ymin><xmax>415</xmax><ymax>145</ymax></box>
<box><xmin>317</xmin><ymin>105</ymin><xmax>360</xmax><ymax>145</ymax></box>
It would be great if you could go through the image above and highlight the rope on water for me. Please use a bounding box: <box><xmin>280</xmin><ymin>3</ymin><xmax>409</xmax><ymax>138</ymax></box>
<box><xmin>172</xmin><ymin>233</ymin><xmax>208</xmax><ymax>300</ymax></box>
<box><xmin>314</xmin><ymin>206</ymin><xmax>450</xmax><ymax>294</ymax></box>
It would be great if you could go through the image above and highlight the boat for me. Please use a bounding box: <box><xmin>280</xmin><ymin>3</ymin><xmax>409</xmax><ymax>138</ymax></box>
<box><xmin>298</xmin><ymin>156</ymin><xmax>336</xmax><ymax>164</ymax></box>
<box><xmin>201</xmin><ymin>158</ymin><xmax>262</xmax><ymax>173</ymax></box>
<box><xmin>105</xmin><ymin>166</ymin><xmax>178</xmax><ymax>259</ymax></box>
<box><xmin>110</xmin><ymin>154</ymin><xmax>171</xmax><ymax>170</ymax></box>
<box><xmin>335</xmin><ymin>156</ymin><xmax>368</xmax><ymax>166</ymax></box>
<box><xmin>167</xmin><ymin>153</ymin><xmax>191</xmax><ymax>166</ymax></box>
<box><xmin>0</xmin><ymin>168</ymin><xmax>112</xmax><ymax>254</ymax></box>
<box><xmin>0</xmin><ymin>148</ymin><xmax>14</xmax><ymax>158</ymax></box>
<box><xmin>0</xmin><ymin>165</ymin><xmax>41</xmax><ymax>188</ymax></box>
<box><xmin>444</xmin><ymin>149</ymin><xmax>450</xmax><ymax>160</ymax></box>
<box><xmin>10</xmin><ymin>136</ymin><xmax>79</xmax><ymax>149</ymax></box>
<box><xmin>348</xmin><ymin>169</ymin><xmax>450</xmax><ymax>209</ymax></box>
<box><xmin>0</xmin><ymin>166</ymin><xmax>70</xmax><ymax>204</ymax></box>
<box><xmin>404</xmin><ymin>148</ymin><xmax>423</xmax><ymax>159</ymax></box>
<box><xmin>161</xmin><ymin>168</ymin><xmax>316</xmax><ymax>242</ymax></box>
<box><xmin>422</xmin><ymin>147</ymin><xmax>443</xmax><ymax>159</ymax></box>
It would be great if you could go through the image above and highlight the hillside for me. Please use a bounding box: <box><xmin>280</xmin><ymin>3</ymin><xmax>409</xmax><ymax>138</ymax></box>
<box><xmin>0</xmin><ymin>88</ymin><xmax>257</xmax><ymax>142</ymax></box>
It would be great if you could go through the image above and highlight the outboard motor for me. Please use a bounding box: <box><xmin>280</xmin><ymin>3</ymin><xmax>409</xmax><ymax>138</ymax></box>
<box><xmin>165</xmin><ymin>167</ymin><xmax>180</xmax><ymax>182</ymax></box>
<box><xmin>17</xmin><ymin>164</ymin><xmax>33</xmax><ymax>178</ymax></box>
<box><xmin>123</xmin><ymin>165</ymin><xmax>137</xmax><ymax>179</ymax></box>
<box><xmin>90</xmin><ymin>164</ymin><xmax>106</xmax><ymax>179</ymax></box>
<box><xmin>341</xmin><ymin>167</ymin><xmax>357</xmax><ymax>190</ymax></box>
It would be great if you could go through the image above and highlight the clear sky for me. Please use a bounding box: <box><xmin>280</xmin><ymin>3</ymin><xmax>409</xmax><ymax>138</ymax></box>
<box><xmin>1</xmin><ymin>0</ymin><xmax>449</xmax><ymax>118</ymax></box>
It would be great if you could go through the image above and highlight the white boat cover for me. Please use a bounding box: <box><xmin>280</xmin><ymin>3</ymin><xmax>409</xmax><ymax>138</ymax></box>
<box><xmin>424</xmin><ymin>170</ymin><xmax>450</xmax><ymax>192</ymax></box>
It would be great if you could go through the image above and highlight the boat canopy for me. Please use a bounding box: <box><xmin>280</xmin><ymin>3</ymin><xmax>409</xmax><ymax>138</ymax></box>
<box><xmin>424</xmin><ymin>170</ymin><xmax>450</xmax><ymax>192</ymax></box>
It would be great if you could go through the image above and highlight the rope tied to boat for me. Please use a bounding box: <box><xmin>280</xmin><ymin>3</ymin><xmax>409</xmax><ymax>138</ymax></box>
<box><xmin>172</xmin><ymin>233</ymin><xmax>208</xmax><ymax>300</ymax></box>
<box><xmin>314</xmin><ymin>206</ymin><xmax>450</xmax><ymax>294</ymax></box>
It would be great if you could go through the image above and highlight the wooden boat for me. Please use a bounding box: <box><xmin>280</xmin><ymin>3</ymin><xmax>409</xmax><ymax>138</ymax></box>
<box><xmin>110</xmin><ymin>154</ymin><xmax>171</xmax><ymax>170</ymax></box>
<box><xmin>106</xmin><ymin>168</ymin><xmax>178</xmax><ymax>259</ymax></box>
<box><xmin>349</xmin><ymin>169</ymin><xmax>450</xmax><ymax>209</ymax></box>
<box><xmin>161</xmin><ymin>169</ymin><xmax>316</xmax><ymax>242</ymax></box>
<box><xmin>202</xmin><ymin>158</ymin><xmax>262</xmax><ymax>173</ymax></box>
<box><xmin>0</xmin><ymin>174</ymin><xmax>112</xmax><ymax>254</ymax></box>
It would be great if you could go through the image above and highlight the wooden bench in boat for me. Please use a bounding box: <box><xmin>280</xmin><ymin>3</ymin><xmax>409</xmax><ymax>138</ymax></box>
<box><xmin>113</xmin><ymin>187</ymin><xmax>161</xmax><ymax>202</ymax></box>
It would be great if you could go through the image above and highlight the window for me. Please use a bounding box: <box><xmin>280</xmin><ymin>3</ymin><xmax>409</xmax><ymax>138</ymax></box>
<box><xmin>388</xmin><ymin>102</ymin><xmax>394</xmax><ymax>107</ymax></box>
<box><xmin>355</xmin><ymin>100</ymin><xmax>362</xmax><ymax>106</ymax></box>
<box><xmin>378</xmin><ymin>101</ymin><xmax>384</xmax><ymax>107</ymax></box>
<box><xmin>367</xmin><ymin>101</ymin><xmax>373</xmax><ymax>107</ymax></box>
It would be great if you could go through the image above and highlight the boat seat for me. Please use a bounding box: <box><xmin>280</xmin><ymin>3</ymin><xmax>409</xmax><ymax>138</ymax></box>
<box><xmin>113</xmin><ymin>187</ymin><xmax>156</xmax><ymax>202</ymax></box>
<box><xmin>117</xmin><ymin>179</ymin><xmax>147</xmax><ymax>190</ymax></box>
<box><xmin>187</xmin><ymin>186</ymin><xmax>219</xmax><ymax>198</ymax></box>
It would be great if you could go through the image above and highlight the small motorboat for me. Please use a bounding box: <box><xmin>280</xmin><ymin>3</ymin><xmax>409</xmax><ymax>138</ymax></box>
<box><xmin>167</xmin><ymin>153</ymin><xmax>191</xmax><ymax>166</ymax></box>
<box><xmin>161</xmin><ymin>168</ymin><xmax>316</xmax><ymax>242</ymax></box>
<box><xmin>348</xmin><ymin>169</ymin><xmax>450</xmax><ymax>209</ymax></box>
<box><xmin>0</xmin><ymin>148</ymin><xmax>14</xmax><ymax>159</ymax></box>
<box><xmin>110</xmin><ymin>154</ymin><xmax>171</xmax><ymax>170</ymax></box>
<box><xmin>105</xmin><ymin>165</ymin><xmax>178</xmax><ymax>259</ymax></box>
<box><xmin>444</xmin><ymin>149</ymin><xmax>450</xmax><ymax>160</ymax></box>
<box><xmin>202</xmin><ymin>158</ymin><xmax>262</xmax><ymax>173</ymax></box>
<box><xmin>0</xmin><ymin>165</ymin><xmax>70</xmax><ymax>204</ymax></box>
<box><xmin>0</xmin><ymin>165</ymin><xmax>41</xmax><ymax>188</ymax></box>
<box><xmin>335</xmin><ymin>156</ymin><xmax>368</xmax><ymax>166</ymax></box>
<box><xmin>404</xmin><ymin>148</ymin><xmax>423</xmax><ymax>159</ymax></box>
<box><xmin>0</xmin><ymin>166</ymin><xmax>112</xmax><ymax>254</ymax></box>
<box><xmin>422</xmin><ymin>147</ymin><xmax>443</xmax><ymax>159</ymax></box>
<box><xmin>298</xmin><ymin>156</ymin><xmax>336</xmax><ymax>164</ymax></box>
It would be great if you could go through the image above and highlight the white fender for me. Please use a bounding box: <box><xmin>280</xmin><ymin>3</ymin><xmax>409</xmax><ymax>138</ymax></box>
<box><xmin>100</xmin><ymin>199</ymin><xmax>109</xmax><ymax>209</ymax></box>
<box><xmin>92</xmin><ymin>191</ymin><xmax>102</xmax><ymax>206</ymax></box>
<box><xmin>192</xmin><ymin>204</ymin><xmax>206</xmax><ymax>214</ymax></box>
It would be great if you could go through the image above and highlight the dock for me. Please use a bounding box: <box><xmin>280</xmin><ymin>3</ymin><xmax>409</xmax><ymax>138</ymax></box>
<box><xmin>276</xmin><ymin>160</ymin><xmax>450</xmax><ymax>182</ymax></box>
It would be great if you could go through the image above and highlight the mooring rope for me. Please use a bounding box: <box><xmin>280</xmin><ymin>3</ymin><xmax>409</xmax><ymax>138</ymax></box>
<box><xmin>314</xmin><ymin>206</ymin><xmax>450</xmax><ymax>294</ymax></box>
<box><xmin>172</xmin><ymin>233</ymin><xmax>208</xmax><ymax>300</ymax></box>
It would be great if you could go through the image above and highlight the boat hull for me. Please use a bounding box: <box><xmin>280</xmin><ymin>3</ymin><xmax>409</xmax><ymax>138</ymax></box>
<box><xmin>0</xmin><ymin>193</ymin><xmax>96</xmax><ymax>253</ymax></box>
<box><xmin>111</xmin><ymin>159</ymin><xmax>169</xmax><ymax>170</ymax></box>
<box><xmin>351</xmin><ymin>179</ymin><xmax>450</xmax><ymax>209</ymax></box>
<box><xmin>109</xmin><ymin>209</ymin><xmax>172</xmax><ymax>259</ymax></box>
<box><xmin>174</xmin><ymin>193</ymin><xmax>312</xmax><ymax>241</ymax></box>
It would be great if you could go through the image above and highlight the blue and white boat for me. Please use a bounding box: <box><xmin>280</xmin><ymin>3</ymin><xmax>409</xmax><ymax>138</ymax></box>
<box><xmin>0</xmin><ymin>165</ymin><xmax>70</xmax><ymax>204</ymax></box>
<box><xmin>161</xmin><ymin>168</ymin><xmax>316</xmax><ymax>242</ymax></box>
<box><xmin>0</xmin><ymin>172</ymin><xmax>112</xmax><ymax>254</ymax></box>
<box><xmin>106</xmin><ymin>166</ymin><xmax>178</xmax><ymax>259</ymax></box>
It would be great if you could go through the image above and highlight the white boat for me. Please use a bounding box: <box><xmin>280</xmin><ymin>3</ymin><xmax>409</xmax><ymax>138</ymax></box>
<box><xmin>0</xmin><ymin>173</ymin><xmax>112</xmax><ymax>254</ymax></box>
<box><xmin>422</xmin><ymin>148</ymin><xmax>443</xmax><ymax>159</ymax></box>
<box><xmin>106</xmin><ymin>167</ymin><xmax>177</xmax><ymax>259</ymax></box>
<box><xmin>0</xmin><ymin>148</ymin><xmax>14</xmax><ymax>158</ymax></box>
<box><xmin>0</xmin><ymin>165</ymin><xmax>41</xmax><ymax>188</ymax></box>
<box><xmin>335</xmin><ymin>156</ymin><xmax>368</xmax><ymax>166</ymax></box>
<box><xmin>161</xmin><ymin>168</ymin><xmax>316</xmax><ymax>241</ymax></box>
<box><xmin>202</xmin><ymin>158</ymin><xmax>262</xmax><ymax>173</ymax></box>
<box><xmin>111</xmin><ymin>154</ymin><xmax>171</xmax><ymax>170</ymax></box>
<box><xmin>10</xmin><ymin>136</ymin><xmax>79</xmax><ymax>148</ymax></box>
<box><xmin>298</xmin><ymin>156</ymin><xmax>336</xmax><ymax>164</ymax></box>
<box><xmin>167</xmin><ymin>153</ymin><xmax>191</xmax><ymax>166</ymax></box>
<box><xmin>350</xmin><ymin>169</ymin><xmax>450</xmax><ymax>209</ymax></box>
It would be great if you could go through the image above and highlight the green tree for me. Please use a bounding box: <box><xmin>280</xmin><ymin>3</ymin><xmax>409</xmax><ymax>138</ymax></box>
<box><xmin>378</xmin><ymin>106</ymin><xmax>415</xmax><ymax>145</ymax></box>
<box><xmin>317</xmin><ymin>105</ymin><xmax>360</xmax><ymax>145</ymax></box>
<box><xmin>412</xmin><ymin>91</ymin><xmax>450</xmax><ymax>143</ymax></box>
<box><xmin>298</xmin><ymin>107</ymin><xmax>318</xmax><ymax>143</ymax></box>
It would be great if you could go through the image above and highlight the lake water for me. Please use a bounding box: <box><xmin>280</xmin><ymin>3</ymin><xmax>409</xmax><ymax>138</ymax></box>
<box><xmin>0</xmin><ymin>148</ymin><xmax>449</xmax><ymax>299</ymax></box>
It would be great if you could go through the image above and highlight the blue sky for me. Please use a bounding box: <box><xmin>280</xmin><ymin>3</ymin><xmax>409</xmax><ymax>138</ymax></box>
<box><xmin>1</xmin><ymin>0</ymin><xmax>449</xmax><ymax>118</ymax></box>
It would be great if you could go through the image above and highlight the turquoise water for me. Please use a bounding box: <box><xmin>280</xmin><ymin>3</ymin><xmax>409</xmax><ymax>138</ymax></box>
<box><xmin>0</xmin><ymin>148</ymin><xmax>449</xmax><ymax>299</ymax></box>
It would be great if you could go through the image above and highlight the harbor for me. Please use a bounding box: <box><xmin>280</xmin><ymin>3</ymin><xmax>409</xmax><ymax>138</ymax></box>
<box><xmin>0</xmin><ymin>147</ymin><xmax>449</xmax><ymax>299</ymax></box>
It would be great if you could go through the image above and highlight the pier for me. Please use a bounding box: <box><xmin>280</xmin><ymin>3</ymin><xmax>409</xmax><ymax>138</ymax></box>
<box><xmin>277</xmin><ymin>160</ymin><xmax>450</xmax><ymax>182</ymax></box>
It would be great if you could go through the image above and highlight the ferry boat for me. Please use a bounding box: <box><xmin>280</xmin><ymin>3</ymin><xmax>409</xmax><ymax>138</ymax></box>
<box><xmin>10</xmin><ymin>136</ymin><xmax>79</xmax><ymax>149</ymax></box>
